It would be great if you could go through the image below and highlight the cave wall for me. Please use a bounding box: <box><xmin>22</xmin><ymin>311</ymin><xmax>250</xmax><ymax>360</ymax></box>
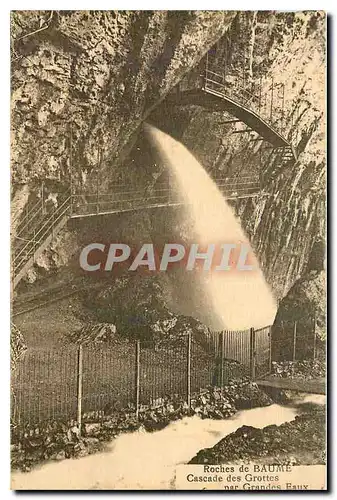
<box><xmin>11</xmin><ymin>11</ymin><xmax>326</xmax><ymax>305</ymax></box>
<box><xmin>11</xmin><ymin>10</ymin><xmax>235</xmax><ymax>196</ymax></box>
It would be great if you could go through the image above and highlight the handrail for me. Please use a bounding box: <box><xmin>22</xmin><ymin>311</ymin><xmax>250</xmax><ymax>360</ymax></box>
<box><xmin>15</xmin><ymin>199</ymin><xmax>66</xmax><ymax>258</ymax></box>
<box><xmin>222</xmin><ymin>183</ymin><xmax>259</xmax><ymax>189</ymax></box>
<box><xmin>72</xmin><ymin>187</ymin><xmax>171</xmax><ymax>198</ymax></box>
<box><xmin>201</xmin><ymin>52</ymin><xmax>295</xmax><ymax>156</ymax></box>
<box><xmin>212</xmin><ymin>175</ymin><xmax>259</xmax><ymax>181</ymax></box>
<box><xmin>216</xmin><ymin>181</ymin><xmax>259</xmax><ymax>185</ymax></box>
<box><xmin>33</xmin><ymin>198</ymin><xmax>71</xmax><ymax>243</ymax></box>
<box><xmin>71</xmin><ymin>178</ymin><xmax>259</xmax><ymax>197</ymax></box>
<box><xmin>205</xmin><ymin>69</ymin><xmax>225</xmax><ymax>80</ymax></box>
<box><xmin>205</xmin><ymin>74</ymin><xmax>260</xmax><ymax>100</ymax></box>
<box><xmin>16</xmin><ymin>204</ymin><xmax>44</xmax><ymax>237</ymax></box>
<box><xmin>17</xmin><ymin>197</ymin><xmax>42</xmax><ymax>228</ymax></box>
<box><xmin>17</xmin><ymin>197</ymin><xmax>70</xmax><ymax>257</ymax></box>
<box><xmin>254</xmin><ymin>325</ymin><xmax>271</xmax><ymax>334</ymax></box>
<box><xmin>217</xmin><ymin>179</ymin><xmax>259</xmax><ymax>185</ymax></box>
<box><xmin>72</xmin><ymin>183</ymin><xmax>259</xmax><ymax>206</ymax></box>
<box><xmin>205</xmin><ymin>79</ymin><xmax>259</xmax><ymax>108</ymax></box>
<box><xmin>13</xmin><ymin>193</ymin><xmax>71</xmax><ymax>268</ymax></box>
<box><xmin>13</xmin><ymin>202</ymin><xmax>70</xmax><ymax>273</ymax></box>
<box><xmin>12</xmin><ymin>174</ymin><xmax>263</xmax><ymax>282</ymax></box>
<box><xmin>73</xmin><ymin>195</ymin><xmax>170</xmax><ymax>207</ymax></box>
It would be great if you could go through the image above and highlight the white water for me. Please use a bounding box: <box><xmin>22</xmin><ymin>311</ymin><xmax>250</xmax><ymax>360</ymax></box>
<box><xmin>144</xmin><ymin>124</ymin><xmax>277</xmax><ymax>330</ymax></box>
<box><xmin>11</xmin><ymin>395</ymin><xmax>325</xmax><ymax>490</ymax></box>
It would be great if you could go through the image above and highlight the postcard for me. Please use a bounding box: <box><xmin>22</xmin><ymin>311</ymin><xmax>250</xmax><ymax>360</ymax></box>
<box><xmin>10</xmin><ymin>10</ymin><xmax>326</xmax><ymax>490</ymax></box>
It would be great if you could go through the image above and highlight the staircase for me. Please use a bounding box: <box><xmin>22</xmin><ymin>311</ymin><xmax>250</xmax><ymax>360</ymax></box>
<box><xmin>12</xmin><ymin>190</ymin><xmax>72</xmax><ymax>289</ymax></box>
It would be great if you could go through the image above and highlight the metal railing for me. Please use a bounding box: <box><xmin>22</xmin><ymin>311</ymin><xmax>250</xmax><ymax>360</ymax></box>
<box><xmin>71</xmin><ymin>176</ymin><xmax>261</xmax><ymax>217</ymax></box>
<box><xmin>70</xmin><ymin>185</ymin><xmax>179</xmax><ymax>217</ymax></box>
<box><xmin>272</xmin><ymin>317</ymin><xmax>319</xmax><ymax>362</ymax></box>
<box><xmin>11</xmin><ymin>317</ymin><xmax>321</xmax><ymax>437</ymax></box>
<box><xmin>11</xmin><ymin>325</ymin><xmax>272</xmax><ymax>436</ymax></box>
<box><xmin>204</xmin><ymin>58</ymin><xmax>288</xmax><ymax>139</ymax></box>
<box><xmin>16</xmin><ymin>197</ymin><xmax>44</xmax><ymax>239</ymax></box>
<box><xmin>12</xmin><ymin>190</ymin><xmax>71</xmax><ymax>279</ymax></box>
<box><xmin>173</xmin><ymin>49</ymin><xmax>297</xmax><ymax>160</ymax></box>
<box><xmin>11</xmin><ymin>176</ymin><xmax>261</xmax><ymax>285</ymax></box>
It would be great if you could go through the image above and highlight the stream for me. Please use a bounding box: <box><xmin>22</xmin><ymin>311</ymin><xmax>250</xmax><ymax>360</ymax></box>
<box><xmin>11</xmin><ymin>394</ymin><xmax>325</xmax><ymax>490</ymax></box>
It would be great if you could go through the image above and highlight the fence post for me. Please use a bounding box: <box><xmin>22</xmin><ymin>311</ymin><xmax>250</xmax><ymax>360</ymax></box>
<box><xmin>249</xmin><ymin>327</ymin><xmax>256</xmax><ymax>380</ymax></box>
<box><xmin>258</xmin><ymin>76</ymin><xmax>262</xmax><ymax>113</ymax></box>
<box><xmin>51</xmin><ymin>207</ymin><xmax>55</xmax><ymax>237</ymax></box>
<box><xmin>168</xmin><ymin>174</ymin><xmax>171</xmax><ymax>204</ymax></box>
<box><xmin>220</xmin><ymin>331</ymin><xmax>225</xmax><ymax>388</ymax></box>
<box><xmin>96</xmin><ymin>148</ymin><xmax>101</xmax><ymax>215</ymax></box>
<box><xmin>186</xmin><ymin>332</ymin><xmax>191</xmax><ymax>409</ymax></box>
<box><xmin>292</xmin><ymin>321</ymin><xmax>297</xmax><ymax>361</ymax></box>
<box><xmin>76</xmin><ymin>344</ymin><xmax>83</xmax><ymax>434</ymax></box>
<box><xmin>41</xmin><ymin>182</ymin><xmax>45</xmax><ymax>215</ymax></box>
<box><xmin>70</xmin><ymin>123</ymin><xmax>73</xmax><ymax>215</ymax></box>
<box><xmin>281</xmin><ymin>83</ymin><xmax>285</xmax><ymax>133</ymax></box>
<box><xmin>135</xmin><ymin>340</ymin><xmax>140</xmax><ymax>419</ymax></box>
<box><xmin>96</xmin><ymin>169</ymin><xmax>99</xmax><ymax>215</ymax></box>
<box><xmin>33</xmin><ymin>229</ymin><xmax>36</xmax><ymax>263</ymax></box>
<box><xmin>269</xmin><ymin>326</ymin><xmax>272</xmax><ymax>374</ymax></box>
<box><xmin>270</xmin><ymin>77</ymin><xmax>274</xmax><ymax>123</ymax></box>
<box><xmin>313</xmin><ymin>313</ymin><xmax>317</xmax><ymax>360</ymax></box>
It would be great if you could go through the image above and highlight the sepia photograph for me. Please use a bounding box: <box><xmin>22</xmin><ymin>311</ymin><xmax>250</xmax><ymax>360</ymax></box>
<box><xmin>9</xmin><ymin>9</ymin><xmax>326</xmax><ymax>490</ymax></box>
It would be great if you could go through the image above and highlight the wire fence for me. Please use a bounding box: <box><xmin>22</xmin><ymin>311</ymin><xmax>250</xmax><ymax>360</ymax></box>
<box><xmin>271</xmin><ymin>317</ymin><xmax>319</xmax><ymax>362</ymax></box>
<box><xmin>11</xmin><ymin>327</ymin><xmax>272</xmax><ymax>436</ymax></box>
<box><xmin>11</xmin><ymin>317</ymin><xmax>320</xmax><ymax>439</ymax></box>
<box><xmin>11</xmin><ymin>346</ymin><xmax>78</xmax><ymax>428</ymax></box>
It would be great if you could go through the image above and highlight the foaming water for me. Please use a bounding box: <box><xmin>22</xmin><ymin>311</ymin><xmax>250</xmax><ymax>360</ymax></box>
<box><xmin>11</xmin><ymin>396</ymin><xmax>325</xmax><ymax>490</ymax></box>
<box><xmin>144</xmin><ymin>124</ymin><xmax>276</xmax><ymax>330</ymax></box>
<box><xmin>300</xmin><ymin>394</ymin><xmax>326</xmax><ymax>405</ymax></box>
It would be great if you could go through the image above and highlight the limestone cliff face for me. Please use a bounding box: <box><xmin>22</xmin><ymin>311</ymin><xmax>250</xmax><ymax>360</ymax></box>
<box><xmin>11</xmin><ymin>11</ymin><xmax>326</xmax><ymax>309</ymax></box>
<box><xmin>11</xmin><ymin>10</ymin><xmax>235</xmax><ymax>195</ymax></box>
<box><xmin>271</xmin><ymin>269</ymin><xmax>326</xmax><ymax>361</ymax></box>
<box><xmin>271</xmin><ymin>237</ymin><xmax>326</xmax><ymax>358</ymax></box>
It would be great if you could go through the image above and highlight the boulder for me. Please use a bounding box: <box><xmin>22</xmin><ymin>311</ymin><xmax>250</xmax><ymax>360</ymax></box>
<box><xmin>272</xmin><ymin>270</ymin><xmax>326</xmax><ymax>360</ymax></box>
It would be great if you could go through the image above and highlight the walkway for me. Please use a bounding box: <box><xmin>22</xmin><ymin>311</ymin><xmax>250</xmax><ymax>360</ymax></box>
<box><xmin>167</xmin><ymin>88</ymin><xmax>292</xmax><ymax>150</ymax></box>
<box><xmin>256</xmin><ymin>377</ymin><xmax>326</xmax><ymax>395</ymax></box>
<box><xmin>70</xmin><ymin>175</ymin><xmax>260</xmax><ymax>218</ymax></box>
<box><xmin>166</xmin><ymin>51</ymin><xmax>297</xmax><ymax>160</ymax></box>
<box><xmin>12</xmin><ymin>176</ymin><xmax>260</xmax><ymax>288</ymax></box>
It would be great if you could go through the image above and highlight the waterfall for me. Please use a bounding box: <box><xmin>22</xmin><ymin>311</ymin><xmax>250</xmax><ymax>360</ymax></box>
<box><xmin>144</xmin><ymin>123</ymin><xmax>277</xmax><ymax>330</ymax></box>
